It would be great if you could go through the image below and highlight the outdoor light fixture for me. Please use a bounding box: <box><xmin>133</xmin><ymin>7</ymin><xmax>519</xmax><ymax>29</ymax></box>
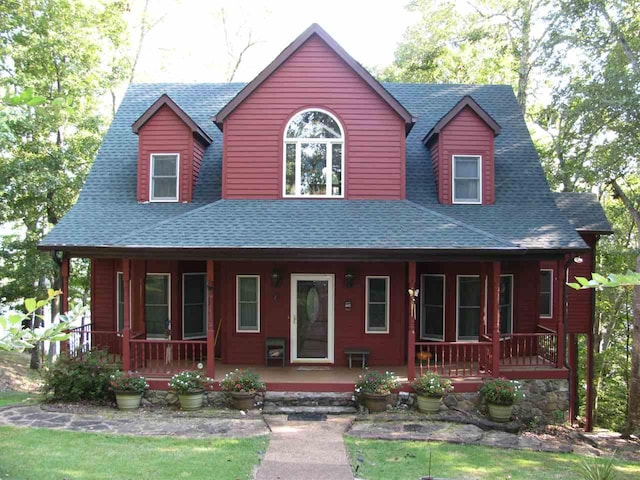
<box><xmin>271</xmin><ymin>268</ymin><xmax>281</xmax><ymax>288</ymax></box>
<box><xmin>345</xmin><ymin>269</ymin><xmax>355</xmax><ymax>288</ymax></box>
<box><xmin>573</xmin><ymin>256</ymin><xmax>584</xmax><ymax>264</ymax></box>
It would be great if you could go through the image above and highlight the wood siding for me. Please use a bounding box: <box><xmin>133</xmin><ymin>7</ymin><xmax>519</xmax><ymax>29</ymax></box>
<box><xmin>137</xmin><ymin>105</ymin><xmax>195</xmax><ymax>203</ymax></box>
<box><xmin>434</xmin><ymin>106</ymin><xmax>495</xmax><ymax>204</ymax></box>
<box><xmin>567</xmin><ymin>235</ymin><xmax>596</xmax><ymax>334</ymax></box>
<box><xmin>222</xmin><ymin>35</ymin><xmax>406</xmax><ymax>199</ymax></box>
<box><xmin>91</xmin><ymin>259</ymin><xmax>116</xmax><ymax>331</ymax></box>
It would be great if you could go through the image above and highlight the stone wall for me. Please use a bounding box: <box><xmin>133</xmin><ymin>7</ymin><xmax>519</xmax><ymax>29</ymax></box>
<box><xmin>143</xmin><ymin>390</ymin><xmax>265</xmax><ymax>409</ymax></box>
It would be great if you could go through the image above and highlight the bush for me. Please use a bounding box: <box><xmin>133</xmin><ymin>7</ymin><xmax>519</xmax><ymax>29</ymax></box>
<box><xmin>354</xmin><ymin>370</ymin><xmax>398</xmax><ymax>395</ymax></box>
<box><xmin>41</xmin><ymin>350</ymin><xmax>117</xmax><ymax>402</ymax></box>
<box><xmin>479</xmin><ymin>377</ymin><xmax>521</xmax><ymax>406</ymax></box>
<box><xmin>169</xmin><ymin>370</ymin><xmax>212</xmax><ymax>394</ymax></box>
<box><xmin>411</xmin><ymin>371</ymin><xmax>453</xmax><ymax>397</ymax></box>
<box><xmin>109</xmin><ymin>370</ymin><xmax>149</xmax><ymax>394</ymax></box>
<box><xmin>220</xmin><ymin>369</ymin><xmax>265</xmax><ymax>393</ymax></box>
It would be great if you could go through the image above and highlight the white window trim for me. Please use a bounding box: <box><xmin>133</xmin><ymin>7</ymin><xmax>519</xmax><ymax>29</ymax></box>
<box><xmin>182</xmin><ymin>273</ymin><xmax>207</xmax><ymax>339</ymax></box>
<box><xmin>365</xmin><ymin>276</ymin><xmax>390</xmax><ymax>334</ymax></box>
<box><xmin>456</xmin><ymin>275</ymin><xmax>482</xmax><ymax>342</ymax></box>
<box><xmin>540</xmin><ymin>269</ymin><xmax>554</xmax><ymax>318</ymax></box>
<box><xmin>150</xmin><ymin>153</ymin><xmax>180</xmax><ymax>202</ymax></box>
<box><xmin>236</xmin><ymin>275</ymin><xmax>260</xmax><ymax>333</ymax></box>
<box><xmin>282</xmin><ymin>108</ymin><xmax>345</xmax><ymax>198</ymax></box>
<box><xmin>420</xmin><ymin>274</ymin><xmax>445</xmax><ymax>341</ymax></box>
<box><xmin>499</xmin><ymin>274</ymin><xmax>514</xmax><ymax>335</ymax></box>
<box><xmin>115</xmin><ymin>272</ymin><xmax>132</xmax><ymax>332</ymax></box>
<box><xmin>452</xmin><ymin>155</ymin><xmax>482</xmax><ymax>204</ymax></box>
<box><xmin>145</xmin><ymin>273</ymin><xmax>171</xmax><ymax>340</ymax></box>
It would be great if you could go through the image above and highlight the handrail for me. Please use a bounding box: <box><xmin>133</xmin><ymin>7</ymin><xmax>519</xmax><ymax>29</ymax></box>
<box><xmin>130</xmin><ymin>338</ymin><xmax>206</xmax><ymax>345</ymax></box>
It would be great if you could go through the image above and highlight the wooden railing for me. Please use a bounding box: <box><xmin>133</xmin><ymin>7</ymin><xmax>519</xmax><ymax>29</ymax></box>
<box><xmin>65</xmin><ymin>324</ymin><xmax>120</xmax><ymax>363</ymax></box>
<box><xmin>499</xmin><ymin>332</ymin><xmax>558</xmax><ymax>367</ymax></box>
<box><xmin>415</xmin><ymin>341</ymin><xmax>493</xmax><ymax>377</ymax></box>
<box><xmin>128</xmin><ymin>338</ymin><xmax>208</xmax><ymax>376</ymax></box>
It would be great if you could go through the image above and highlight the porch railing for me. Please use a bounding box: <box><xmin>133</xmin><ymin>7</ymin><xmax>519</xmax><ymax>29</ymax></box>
<box><xmin>499</xmin><ymin>332</ymin><xmax>558</xmax><ymax>367</ymax></box>
<box><xmin>415</xmin><ymin>341</ymin><xmax>493</xmax><ymax>377</ymax></box>
<box><xmin>65</xmin><ymin>324</ymin><xmax>120</xmax><ymax>363</ymax></box>
<box><xmin>128</xmin><ymin>338</ymin><xmax>208</xmax><ymax>376</ymax></box>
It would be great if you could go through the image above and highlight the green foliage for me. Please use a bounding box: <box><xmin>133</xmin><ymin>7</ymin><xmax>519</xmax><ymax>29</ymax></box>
<box><xmin>168</xmin><ymin>370</ymin><xmax>212</xmax><ymax>394</ymax></box>
<box><xmin>479</xmin><ymin>377</ymin><xmax>522</xmax><ymax>406</ymax></box>
<box><xmin>354</xmin><ymin>369</ymin><xmax>398</xmax><ymax>395</ymax></box>
<box><xmin>108</xmin><ymin>370</ymin><xmax>149</xmax><ymax>394</ymax></box>
<box><xmin>577</xmin><ymin>455</ymin><xmax>619</xmax><ymax>480</ymax></box>
<box><xmin>219</xmin><ymin>368</ymin><xmax>266</xmax><ymax>393</ymax></box>
<box><xmin>411</xmin><ymin>371</ymin><xmax>453</xmax><ymax>397</ymax></box>
<box><xmin>41</xmin><ymin>349</ymin><xmax>117</xmax><ymax>402</ymax></box>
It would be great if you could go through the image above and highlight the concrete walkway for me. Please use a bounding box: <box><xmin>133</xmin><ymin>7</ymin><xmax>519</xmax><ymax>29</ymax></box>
<box><xmin>256</xmin><ymin>415</ymin><xmax>354</xmax><ymax>480</ymax></box>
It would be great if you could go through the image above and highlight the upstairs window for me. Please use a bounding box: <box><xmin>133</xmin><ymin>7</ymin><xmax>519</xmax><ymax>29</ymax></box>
<box><xmin>150</xmin><ymin>154</ymin><xmax>179</xmax><ymax>201</ymax></box>
<box><xmin>452</xmin><ymin>155</ymin><xmax>481</xmax><ymax>204</ymax></box>
<box><xmin>284</xmin><ymin>109</ymin><xmax>344</xmax><ymax>197</ymax></box>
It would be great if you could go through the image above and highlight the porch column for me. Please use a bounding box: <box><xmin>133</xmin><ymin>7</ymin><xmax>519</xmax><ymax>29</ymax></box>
<box><xmin>60</xmin><ymin>256</ymin><xmax>70</xmax><ymax>354</ymax></box>
<box><xmin>586</xmin><ymin>331</ymin><xmax>594</xmax><ymax>432</ymax></box>
<box><xmin>556</xmin><ymin>258</ymin><xmax>566</xmax><ymax>369</ymax></box>
<box><xmin>568</xmin><ymin>333</ymin><xmax>578</xmax><ymax>423</ymax></box>
<box><xmin>122</xmin><ymin>259</ymin><xmax>131</xmax><ymax>372</ymax></box>
<box><xmin>206</xmin><ymin>260</ymin><xmax>215</xmax><ymax>380</ymax></box>
<box><xmin>407</xmin><ymin>261</ymin><xmax>417</xmax><ymax>382</ymax></box>
<box><xmin>490</xmin><ymin>261</ymin><xmax>501</xmax><ymax>377</ymax></box>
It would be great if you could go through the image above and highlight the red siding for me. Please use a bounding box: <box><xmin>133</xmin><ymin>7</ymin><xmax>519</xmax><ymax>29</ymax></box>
<box><xmin>567</xmin><ymin>235</ymin><xmax>596</xmax><ymax>334</ymax></box>
<box><xmin>91</xmin><ymin>259</ymin><xmax>116</xmax><ymax>331</ymax></box>
<box><xmin>223</xmin><ymin>35</ymin><xmax>406</xmax><ymax>200</ymax></box>
<box><xmin>192</xmin><ymin>139</ymin><xmax>206</xmax><ymax>192</ymax></box>
<box><xmin>435</xmin><ymin>107</ymin><xmax>495</xmax><ymax>204</ymax></box>
<box><xmin>137</xmin><ymin>105</ymin><xmax>195</xmax><ymax>203</ymax></box>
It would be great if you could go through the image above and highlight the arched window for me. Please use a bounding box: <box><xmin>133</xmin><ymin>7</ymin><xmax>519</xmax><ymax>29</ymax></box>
<box><xmin>284</xmin><ymin>109</ymin><xmax>344</xmax><ymax>197</ymax></box>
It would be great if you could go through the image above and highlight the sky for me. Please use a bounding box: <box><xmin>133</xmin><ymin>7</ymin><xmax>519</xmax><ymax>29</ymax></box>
<box><xmin>130</xmin><ymin>0</ymin><xmax>417</xmax><ymax>84</ymax></box>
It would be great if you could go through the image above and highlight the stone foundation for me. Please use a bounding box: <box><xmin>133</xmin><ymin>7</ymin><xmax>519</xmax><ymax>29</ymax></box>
<box><xmin>143</xmin><ymin>390</ymin><xmax>265</xmax><ymax>409</ymax></box>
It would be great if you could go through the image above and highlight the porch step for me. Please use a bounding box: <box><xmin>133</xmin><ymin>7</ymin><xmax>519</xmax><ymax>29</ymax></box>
<box><xmin>262</xmin><ymin>391</ymin><xmax>356</xmax><ymax>415</ymax></box>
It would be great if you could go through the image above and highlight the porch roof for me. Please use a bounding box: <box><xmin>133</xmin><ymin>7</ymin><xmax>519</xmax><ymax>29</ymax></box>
<box><xmin>41</xmin><ymin>82</ymin><xmax>591</xmax><ymax>254</ymax></box>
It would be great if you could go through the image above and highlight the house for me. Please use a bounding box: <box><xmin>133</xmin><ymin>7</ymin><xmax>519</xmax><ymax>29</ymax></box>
<box><xmin>40</xmin><ymin>24</ymin><xmax>611</xmax><ymax>427</ymax></box>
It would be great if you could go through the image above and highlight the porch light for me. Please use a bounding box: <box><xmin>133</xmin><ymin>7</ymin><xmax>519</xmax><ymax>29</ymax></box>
<box><xmin>573</xmin><ymin>256</ymin><xmax>584</xmax><ymax>264</ymax></box>
<box><xmin>271</xmin><ymin>268</ymin><xmax>281</xmax><ymax>288</ymax></box>
<box><xmin>345</xmin><ymin>269</ymin><xmax>355</xmax><ymax>288</ymax></box>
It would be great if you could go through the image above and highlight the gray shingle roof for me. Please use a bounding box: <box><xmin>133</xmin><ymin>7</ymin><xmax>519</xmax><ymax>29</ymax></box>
<box><xmin>552</xmin><ymin>192</ymin><xmax>613</xmax><ymax>234</ymax></box>
<box><xmin>41</xmin><ymin>82</ymin><xmax>590</xmax><ymax>253</ymax></box>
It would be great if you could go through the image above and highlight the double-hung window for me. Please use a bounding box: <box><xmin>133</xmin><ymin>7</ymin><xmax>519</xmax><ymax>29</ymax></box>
<box><xmin>145</xmin><ymin>274</ymin><xmax>170</xmax><ymax>338</ymax></box>
<box><xmin>452</xmin><ymin>155</ymin><xmax>481</xmax><ymax>204</ymax></box>
<box><xmin>150</xmin><ymin>154</ymin><xmax>179</xmax><ymax>201</ymax></box>
<box><xmin>366</xmin><ymin>276</ymin><xmax>389</xmax><ymax>333</ymax></box>
<box><xmin>284</xmin><ymin>109</ymin><xmax>344</xmax><ymax>197</ymax></box>
<box><xmin>237</xmin><ymin>275</ymin><xmax>260</xmax><ymax>332</ymax></box>
<box><xmin>540</xmin><ymin>269</ymin><xmax>553</xmax><ymax>317</ymax></box>
<box><xmin>421</xmin><ymin>274</ymin><xmax>445</xmax><ymax>340</ymax></box>
<box><xmin>457</xmin><ymin>275</ymin><xmax>481</xmax><ymax>340</ymax></box>
<box><xmin>499</xmin><ymin>275</ymin><xmax>513</xmax><ymax>335</ymax></box>
<box><xmin>183</xmin><ymin>273</ymin><xmax>207</xmax><ymax>339</ymax></box>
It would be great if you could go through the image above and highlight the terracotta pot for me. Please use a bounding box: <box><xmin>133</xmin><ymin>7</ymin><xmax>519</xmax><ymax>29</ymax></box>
<box><xmin>115</xmin><ymin>391</ymin><xmax>142</xmax><ymax>410</ymax></box>
<box><xmin>364</xmin><ymin>392</ymin><xmax>390</xmax><ymax>413</ymax></box>
<box><xmin>416</xmin><ymin>395</ymin><xmax>442</xmax><ymax>414</ymax></box>
<box><xmin>178</xmin><ymin>391</ymin><xmax>204</xmax><ymax>411</ymax></box>
<box><xmin>487</xmin><ymin>403</ymin><xmax>513</xmax><ymax>423</ymax></box>
<box><xmin>230</xmin><ymin>391</ymin><xmax>256</xmax><ymax>410</ymax></box>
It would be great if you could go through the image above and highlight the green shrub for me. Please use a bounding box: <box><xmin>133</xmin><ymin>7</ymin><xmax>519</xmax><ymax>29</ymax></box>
<box><xmin>41</xmin><ymin>350</ymin><xmax>117</xmax><ymax>402</ymax></box>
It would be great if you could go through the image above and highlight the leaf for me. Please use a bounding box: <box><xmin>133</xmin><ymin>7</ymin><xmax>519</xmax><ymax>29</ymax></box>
<box><xmin>24</xmin><ymin>298</ymin><xmax>37</xmax><ymax>313</ymax></box>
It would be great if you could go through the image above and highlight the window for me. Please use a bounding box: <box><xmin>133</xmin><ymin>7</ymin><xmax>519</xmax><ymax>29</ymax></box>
<box><xmin>284</xmin><ymin>109</ymin><xmax>344</xmax><ymax>197</ymax></box>
<box><xmin>366</xmin><ymin>276</ymin><xmax>389</xmax><ymax>333</ymax></box>
<box><xmin>145</xmin><ymin>274</ymin><xmax>170</xmax><ymax>338</ymax></box>
<box><xmin>453</xmin><ymin>155</ymin><xmax>481</xmax><ymax>204</ymax></box>
<box><xmin>150</xmin><ymin>154</ymin><xmax>179</xmax><ymax>201</ymax></box>
<box><xmin>237</xmin><ymin>275</ymin><xmax>260</xmax><ymax>332</ymax></box>
<box><xmin>457</xmin><ymin>275</ymin><xmax>480</xmax><ymax>340</ymax></box>
<box><xmin>540</xmin><ymin>269</ymin><xmax>553</xmax><ymax>318</ymax></box>
<box><xmin>116</xmin><ymin>272</ymin><xmax>124</xmax><ymax>331</ymax></box>
<box><xmin>183</xmin><ymin>273</ymin><xmax>207</xmax><ymax>339</ymax></box>
<box><xmin>421</xmin><ymin>274</ymin><xmax>445</xmax><ymax>340</ymax></box>
<box><xmin>499</xmin><ymin>275</ymin><xmax>513</xmax><ymax>334</ymax></box>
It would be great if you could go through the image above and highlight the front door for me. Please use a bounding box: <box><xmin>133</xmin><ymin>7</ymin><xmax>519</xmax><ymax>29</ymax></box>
<box><xmin>290</xmin><ymin>274</ymin><xmax>334</xmax><ymax>363</ymax></box>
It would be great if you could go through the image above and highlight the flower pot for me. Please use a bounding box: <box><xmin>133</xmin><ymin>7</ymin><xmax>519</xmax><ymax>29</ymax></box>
<box><xmin>230</xmin><ymin>391</ymin><xmax>256</xmax><ymax>410</ymax></box>
<box><xmin>115</xmin><ymin>391</ymin><xmax>142</xmax><ymax>410</ymax></box>
<box><xmin>178</xmin><ymin>391</ymin><xmax>204</xmax><ymax>411</ymax></box>
<box><xmin>487</xmin><ymin>403</ymin><xmax>513</xmax><ymax>423</ymax></box>
<box><xmin>416</xmin><ymin>395</ymin><xmax>442</xmax><ymax>414</ymax></box>
<box><xmin>363</xmin><ymin>392</ymin><xmax>390</xmax><ymax>413</ymax></box>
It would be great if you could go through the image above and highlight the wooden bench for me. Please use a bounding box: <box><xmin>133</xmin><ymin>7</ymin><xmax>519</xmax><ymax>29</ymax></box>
<box><xmin>344</xmin><ymin>348</ymin><xmax>370</xmax><ymax>368</ymax></box>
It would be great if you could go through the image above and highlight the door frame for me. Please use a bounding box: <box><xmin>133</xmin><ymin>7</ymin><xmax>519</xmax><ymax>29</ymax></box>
<box><xmin>290</xmin><ymin>274</ymin><xmax>335</xmax><ymax>363</ymax></box>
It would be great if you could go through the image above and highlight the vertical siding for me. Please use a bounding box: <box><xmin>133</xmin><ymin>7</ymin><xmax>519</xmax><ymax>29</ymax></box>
<box><xmin>137</xmin><ymin>105</ymin><xmax>194</xmax><ymax>203</ymax></box>
<box><xmin>92</xmin><ymin>259</ymin><xmax>116</xmax><ymax>331</ymax></box>
<box><xmin>567</xmin><ymin>234</ymin><xmax>596</xmax><ymax>334</ymax></box>
<box><xmin>192</xmin><ymin>139</ymin><xmax>206</xmax><ymax>193</ymax></box>
<box><xmin>223</xmin><ymin>35</ymin><xmax>406</xmax><ymax>200</ymax></box>
<box><xmin>429</xmin><ymin>140</ymin><xmax>441</xmax><ymax>198</ymax></box>
<box><xmin>439</xmin><ymin>107</ymin><xmax>495</xmax><ymax>204</ymax></box>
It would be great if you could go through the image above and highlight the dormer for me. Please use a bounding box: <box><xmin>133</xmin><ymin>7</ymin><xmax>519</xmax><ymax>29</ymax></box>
<box><xmin>132</xmin><ymin>94</ymin><xmax>212</xmax><ymax>203</ymax></box>
<box><xmin>423</xmin><ymin>96</ymin><xmax>501</xmax><ymax>205</ymax></box>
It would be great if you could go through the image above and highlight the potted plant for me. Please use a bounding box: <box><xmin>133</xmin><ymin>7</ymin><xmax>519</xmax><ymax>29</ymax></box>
<box><xmin>220</xmin><ymin>369</ymin><xmax>266</xmax><ymax>410</ymax></box>
<box><xmin>109</xmin><ymin>370</ymin><xmax>149</xmax><ymax>410</ymax></box>
<box><xmin>354</xmin><ymin>370</ymin><xmax>398</xmax><ymax>413</ymax></box>
<box><xmin>479</xmin><ymin>377</ymin><xmax>521</xmax><ymax>422</ymax></box>
<box><xmin>411</xmin><ymin>371</ymin><xmax>453</xmax><ymax>414</ymax></box>
<box><xmin>169</xmin><ymin>370</ymin><xmax>212</xmax><ymax>410</ymax></box>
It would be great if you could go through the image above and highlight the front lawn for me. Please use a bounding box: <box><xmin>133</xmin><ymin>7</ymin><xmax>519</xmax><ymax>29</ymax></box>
<box><xmin>0</xmin><ymin>391</ymin><xmax>39</xmax><ymax>407</ymax></box>
<box><xmin>346</xmin><ymin>438</ymin><xmax>640</xmax><ymax>480</ymax></box>
<box><xmin>0</xmin><ymin>426</ymin><xmax>268</xmax><ymax>480</ymax></box>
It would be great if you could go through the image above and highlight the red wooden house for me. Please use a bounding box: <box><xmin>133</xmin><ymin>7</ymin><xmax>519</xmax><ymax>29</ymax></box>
<box><xmin>41</xmin><ymin>25</ymin><xmax>611</xmax><ymax>425</ymax></box>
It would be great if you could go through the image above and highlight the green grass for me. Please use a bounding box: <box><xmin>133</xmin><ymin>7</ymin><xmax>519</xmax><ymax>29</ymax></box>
<box><xmin>0</xmin><ymin>391</ymin><xmax>40</xmax><ymax>407</ymax></box>
<box><xmin>0</xmin><ymin>426</ymin><xmax>268</xmax><ymax>480</ymax></box>
<box><xmin>345</xmin><ymin>437</ymin><xmax>640</xmax><ymax>480</ymax></box>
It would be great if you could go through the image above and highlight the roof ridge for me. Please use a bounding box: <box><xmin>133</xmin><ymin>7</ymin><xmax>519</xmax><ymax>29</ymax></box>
<box><xmin>404</xmin><ymin>201</ymin><xmax>519</xmax><ymax>249</ymax></box>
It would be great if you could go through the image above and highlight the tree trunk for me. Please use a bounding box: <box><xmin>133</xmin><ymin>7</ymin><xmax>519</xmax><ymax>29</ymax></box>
<box><xmin>516</xmin><ymin>0</ymin><xmax>532</xmax><ymax>114</ymax></box>
<box><xmin>628</xmin><ymin>232</ymin><xmax>640</xmax><ymax>434</ymax></box>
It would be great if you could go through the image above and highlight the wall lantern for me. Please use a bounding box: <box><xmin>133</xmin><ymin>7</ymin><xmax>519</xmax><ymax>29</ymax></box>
<box><xmin>271</xmin><ymin>268</ymin><xmax>281</xmax><ymax>288</ymax></box>
<box><xmin>345</xmin><ymin>269</ymin><xmax>355</xmax><ymax>288</ymax></box>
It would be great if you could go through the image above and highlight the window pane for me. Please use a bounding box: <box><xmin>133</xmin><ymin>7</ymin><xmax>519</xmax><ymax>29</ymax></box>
<box><xmin>239</xmin><ymin>303</ymin><xmax>258</xmax><ymax>329</ymax></box>
<box><xmin>423</xmin><ymin>306</ymin><xmax>444</xmax><ymax>337</ymax></box>
<box><xmin>500</xmin><ymin>276</ymin><xmax>512</xmax><ymax>334</ymax></box>
<box><xmin>184</xmin><ymin>275</ymin><xmax>205</xmax><ymax>304</ymax></box>
<box><xmin>454</xmin><ymin>157</ymin><xmax>479</xmax><ymax>178</ymax></box>
<box><xmin>540</xmin><ymin>271</ymin><xmax>552</xmax><ymax>292</ymax></box>
<box><xmin>285</xmin><ymin>143</ymin><xmax>296</xmax><ymax>195</ymax></box>
<box><xmin>153</xmin><ymin>155</ymin><xmax>177</xmax><ymax>175</ymax></box>
<box><xmin>454</xmin><ymin>179</ymin><xmax>479</xmax><ymax>201</ymax></box>
<box><xmin>146</xmin><ymin>305</ymin><xmax>168</xmax><ymax>336</ymax></box>
<box><xmin>286</xmin><ymin>111</ymin><xmax>341</xmax><ymax>138</ymax></box>
<box><xmin>332</xmin><ymin>143</ymin><xmax>342</xmax><ymax>196</ymax></box>
<box><xmin>184</xmin><ymin>305</ymin><xmax>205</xmax><ymax>336</ymax></box>
<box><xmin>368</xmin><ymin>304</ymin><xmax>387</xmax><ymax>329</ymax></box>
<box><xmin>459</xmin><ymin>277</ymin><xmax>480</xmax><ymax>306</ymax></box>
<box><xmin>424</xmin><ymin>276</ymin><xmax>444</xmax><ymax>305</ymax></box>
<box><xmin>146</xmin><ymin>276</ymin><xmax>168</xmax><ymax>304</ymax></box>
<box><xmin>500</xmin><ymin>277</ymin><xmax>512</xmax><ymax>305</ymax></box>
<box><xmin>300</xmin><ymin>143</ymin><xmax>326</xmax><ymax>195</ymax></box>
<box><xmin>117</xmin><ymin>273</ymin><xmax>124</xmax><ymax>331</ymax></box>
<box><xmin>540</xmin><ymin>292</ymin><xmax>552</xmax><ymax>316</ymax></box>
<box><xmin>239</xmin><ymin>277</ymin><xmax>257</xmax><ymax>302</ymax></box>
<box><xmin>368</xmin><ymin>278</ymin><xmax>387</xmax><ymax>303</ymax></box>
<box><xmin>153</xmin><ymin>177</ymin><xmax>177</xmax><ymax>198</ymax></box>
<box><xmin>500</xmin><ymin>305</ymin><xmax>512</xmax><ymax>333</ymax></box>
<box><xmin>540</xmin><ymin>271</ymin><xmax>552</xmax><ymax>316</ymax></box>
<box><xmin>459</xmin><ymin>308</ymin><xmax>480</xmax><ymax>338</ymax></box>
